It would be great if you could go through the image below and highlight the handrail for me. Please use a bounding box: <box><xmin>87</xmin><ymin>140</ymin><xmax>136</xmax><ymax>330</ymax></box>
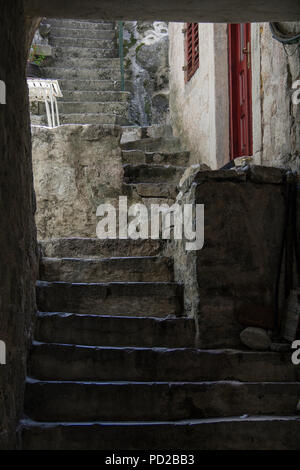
<box><xmin>118</xmin><ymin>21</ymin><xmax>125</xmax><ymax>91</ymax></box>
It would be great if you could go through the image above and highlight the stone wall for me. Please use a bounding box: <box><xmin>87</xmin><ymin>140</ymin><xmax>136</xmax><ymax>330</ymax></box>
<box><xmin>32</xmin><ymin>124</ymin><xmax>123</xmax><ymax>240</ymax></box>
<box><xmin>253</xmin><ymin>22</ymin><xmax>300</xmax><ymax>170</ymax></box>
<box><xmin>0</xmin><ymin>1</ymin><xmax>38</xmax><ymax>449</ymax></box>
<box><xmin>123</xmin><ymin>21</ymin><xmax>169</xmax><ymax>126</ymax></box>
<box><xmin>173</xmin><ymin>166</ymin><xmax>288</xmax><ymax>349</ymax></box>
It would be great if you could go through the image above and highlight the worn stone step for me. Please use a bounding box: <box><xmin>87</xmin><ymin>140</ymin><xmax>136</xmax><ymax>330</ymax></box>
<box><xmin>24</xmin><ymin>380</ymin><xmax>300</xmax><ymax>422</ymax></box>
<box><xmin>121</xmin><ymin>125</ymin><xmax>174</xmax><ymax>143</ymax></box>
<box><xmin>40</xmin><ymin>256</ymin><xmax>174</xmax><ymax>283</ymax></box>
<box><xmin>58</xmin><ymin>79</ymin><xmax>125</xmax><ymax>91</ymax></box>
<box><xmin>123</xmin><ymin>164</ymin><xmax>185</xmax><ymax>184</ymax></box>
<box><xmin>31</xmin><ymin>113</ymin><xmax>126</xmax><ymax>126</ymax></box>
<box><xmin>121</xmin><ymin>137</ymin><xmax>182</xmax><ymax>152</ymax></box>
<box><xmin>50</xmin><ymin>27</ymin><xmax>116</xmax><ymax>40</ymax></box>
<box><xmin>62</xmin><ymin>90</ymin><xmax>130</xmax><ymax>102</ymax></box>
<box><xmin>122</xmin><ymin>150</ymin><xmax>190</xmax><ymax>166</ymax></box>
<box><xmin>36</xmin><ymin>281</ymin><xmax>183</xmax><ymax>317</ymax></box>
<box><xmin>49</xmin><ymin>37</ymin><xmax>117</xmax><ymax>49</ymax></box>
<box><xmin>42</xmin><ymin>67</ymin><xmax>121</xmax><ymax>81</ymax></box>
<box><xmin>45</xmin><ymin>19</ymin><xmax>115</xmax><ymax>30</ymax></box>
<box><xmin>53</xmin><ymin>46</ymin><xmax>119</xmax><ymax>60</ymax></box>
<box><xmin>29</xmin><ymin>343</ymin><xmax>299</xmax><ymax>382</ymax></box>
<box><xmin>40</xmin><ymin>238</ymin><xmax>165</xmax><ymax>258</ymax></box>
<box><xmin>38</xmin><ymin>101</ymin><xmax>128</xmax><ymax>116</ymax></box>
<box><xmin>49</xmin><ymin>57</ymin><xmax>121</xmax><ymax>69</ymax></box>
<box><xmin>35</xmin><ymin>313</ymin><xmax>196</xmax><ymax>348</ymax></box>
<box><xmin>123</xmin><ymin>182</ymin><xmax>177</xmax><ymax>200</ymax></box>
<box><xmin>21</xmin><ymin>416</ymin><xmax>300</xmax><ymax>450</ymax></box>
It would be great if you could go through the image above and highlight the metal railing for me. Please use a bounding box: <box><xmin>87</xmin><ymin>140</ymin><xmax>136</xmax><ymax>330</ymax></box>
<box><xmin>118</xmin><ymin>21</ymin><xmax>125</xmax><ymax>92</ymax></box>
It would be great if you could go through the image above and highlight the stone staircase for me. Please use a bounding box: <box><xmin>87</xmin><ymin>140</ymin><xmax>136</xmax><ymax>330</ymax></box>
<box><xmin>21</xmin><ymin>127</ymin><xmax>300</xmax><ymax>449</ymax></box>
<box><xmin>120</xmin><ymin>126</ymin><xmax>189</xmax><ymax>210</ymax></box>
<box><xmin>31</xmin><ymin>18</ymin><xmax>130</xmax><ymax>125</ymax></box>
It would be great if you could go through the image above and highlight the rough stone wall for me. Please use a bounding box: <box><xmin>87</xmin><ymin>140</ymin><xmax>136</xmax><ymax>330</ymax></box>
<box><xmin>256</xmin><ymin>23</ymin><xmax>300</xmax><ymax>170</ymax></box>
<box><xmin>123</xmin><ymin>21</ymin><xmax>169</xmax><ymax>126</ymax></box>
<box><xmin>32</xmin><ymin>124</ymin><xmax>123</xmax><ymax>240</ymax></box>
<box><xmin>168</xmin><ymin>166</ymin><xmax>288</xmax><ymax>349</ymax></box>
<box><xmin>25</xmin><ymin>16</ymin><xmax>42</xmax><ymax>55</ymax></box>
<box><xmin>0</xmin><ymin>2</ymin><xmax>38</xmax><ymax>449</ymax></box>
<box><xmin>194</xmin><ymin>167</ymin><xmax>286</xmax><ymax>348</ymax></box>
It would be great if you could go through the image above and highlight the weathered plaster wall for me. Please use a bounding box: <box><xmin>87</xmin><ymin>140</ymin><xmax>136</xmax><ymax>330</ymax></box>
<box><xmin>252</xmin><ymin>23</ymin><xmax>300</xmax><ymax>170</ymax></box>
<box><xmin>169</xmin><ymin>23</ymin><xmax>229</xmax><ymax>169</ymax></box>
<box><xmin>0</xmin><ymin>1</ymin><xmax>38</xmax><ymax>449</ymax></box>
<box><xmin>32</xmin><ymin>124</ymin><xmax>123</xmax><ymax>240</ymax></box>
<box><xmin>170</xmin><ymin>21</ymin><xmax>299</xmax><ymax>170</ymax></box>
<box><xmin>123</xmin><ymin>21</ymin><xmax>169</xmax><ymax>126</ymax></box>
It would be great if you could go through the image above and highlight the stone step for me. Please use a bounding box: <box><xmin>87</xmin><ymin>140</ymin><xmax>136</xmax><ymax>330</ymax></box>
<box><xmin>36</xmin><ymin>281</ymin><xmax>183</xmax><ymax>317</ymax></box>
<box><xmin>52</xmin><ymin>46</ymin><xmax>118</xmax><ymax>59</ymax></box>
<box><xmin>29</xmin><ymin>344</ymin><xmax>299</xmax><ymax>382</ymax></box>
<box><xmin>31</xmin><ymin>113</ymin><xmax>126</xmax><ymax>126</ymax></box>
<box><xmin>35</xmin><ymin>313</ymin><xmax>196</xmax><ymax>348</ymax></box>
<box><xmin>58</xmin><ymin>79</ymin><xmax>124</xmax><ymax>91</ymax></box>
<box><xmin>42</xmin><ymin>67</ymin><xmax>121</xmax><ymax>81</ymax></box>
<box><xmin>21</xmin><ymin>416</ymin><xmax>300</xmax><ymax>450</ymax></box>
<box><xmin>121</xmin><ymin>136</ymin><xmax>182</xmax><ymax>152</ymax></box>
<box><xmin>49</xmin><ymin>57</ymin><xmax>121</xmax><ymax>69</ymax></box>
<box><xmin>123</xmin><ymin>164</ymin><xmax>185</xmax><ymax>184</ymax></box>
<box><xmin>24</xmin><ymin>379</ymin><xmax>300</xmax><ymax>422</ymax></box>
<box><xmin>45</xmin><ymin>19</ymin><xmax>115</xmax><ymax>30</ymax></box>
<box><xmin>121</xmin><ymin>125</ymin><xmax>174</xmax><ymax>143</ymax></box>
<box><xmin>38</xmin><ymin>101</ymin><xmax>128</xmax><ymax>116</ymax></box>
<box><xmin>40</xmin><ymin>256</ymin><xmax>174</xmax><ymax>283</ymax></box>
<box><xmin>50</xmin><ymin>27</ymin><xmax>116</xmax><ymax>40</ymax></box>
<box><xmin>39</xmin><ymin>238</ymin><xmax>165</xmax><ymax>258</ymax></box>
<box><xmin>62</xmin><ymin>90</ymin><xmax>130</xmax><ymax>102</ymax></box>
<box><xmin>49</xmin><ymin>37</ymin><xmax>117</xmax><ymax>49</ymax></box>
<box><xmin>123</xmin><ymin>182</ymin><xmax>177</xmax><ymax>200</ymax></box>
<box><xmin>122</xmin><ymin>150</ymin><xmax>190</xmax><ymax>166</ymax></box>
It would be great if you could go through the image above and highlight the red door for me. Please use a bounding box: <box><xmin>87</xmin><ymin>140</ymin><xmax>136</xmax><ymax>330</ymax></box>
<box><xmin>228</xmin><ymin>23</ymin><xmax>253</xmax><ymax>160</ymax></box>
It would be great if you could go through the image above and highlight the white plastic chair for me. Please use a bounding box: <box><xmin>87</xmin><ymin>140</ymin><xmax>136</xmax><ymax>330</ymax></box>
<box><xmin>27</xmin><ymin>79</ymin><xmax>63</xmax><ymax>128</ymax></box>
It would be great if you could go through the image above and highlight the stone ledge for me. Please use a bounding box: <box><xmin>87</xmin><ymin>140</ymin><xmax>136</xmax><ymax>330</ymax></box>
<box><xmin>248</xmin><ymin>165</ymin><xmax>286</xmax><ymax>184</ymax></box>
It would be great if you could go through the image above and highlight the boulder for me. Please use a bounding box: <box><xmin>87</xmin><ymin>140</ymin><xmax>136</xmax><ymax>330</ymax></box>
<box><xmin>240</xmin><ymin>327</ymin><xmax>271</xmax><ymax>350</ymax></box>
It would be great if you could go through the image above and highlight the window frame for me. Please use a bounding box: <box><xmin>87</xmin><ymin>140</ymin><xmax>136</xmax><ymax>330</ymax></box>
<box><xmin>183</xmin><ymin>22</ymin><xmax>200</xmax><ymax>82</ymax></box>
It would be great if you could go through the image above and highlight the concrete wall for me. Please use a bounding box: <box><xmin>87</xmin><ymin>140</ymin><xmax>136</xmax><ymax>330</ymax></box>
<box><xmin>0</xmin><ymin>1</ymin><xmax>38</xmax><ymax>449</ymax></box>
<box><xmin>169</xmin><ymin>21</ymin><xmax>300</xmax><ymax>170</ymax></box>
<box><xmin>169</xmin><ymin>22</ymin><xmax>229</xmax><ymax>169</ymax></box>
<box><xmin>24</xmin><ymin>0</ymin><xmax>300</xmax><ymax>22</ymax></box>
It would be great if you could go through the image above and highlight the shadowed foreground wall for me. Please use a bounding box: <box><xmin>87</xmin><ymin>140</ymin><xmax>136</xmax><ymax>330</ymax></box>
<box><xmin>0</xmin><ymin>1</ymin><xmax>38</xmax><ymax>449</ymax></box>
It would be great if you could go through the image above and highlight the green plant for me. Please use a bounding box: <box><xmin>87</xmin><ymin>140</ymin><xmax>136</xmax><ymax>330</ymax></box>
<box><xmin>28</xmin><ymin>44</ymin><xmax>46</xmax><ymax>66</ymax></box>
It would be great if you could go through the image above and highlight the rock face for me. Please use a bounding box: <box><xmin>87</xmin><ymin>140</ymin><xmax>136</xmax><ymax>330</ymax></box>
<box><xmin>32</xmin><ymin>124</ymin><xmax>189</xmax><ymax>240</ymax></box>
<box><xmin>240</xmin><ymin>327</ymin><xmax>271</xmax><ymax>351</ymax></box>
<box><xmin>259</xmin><ymin>23</ymin><xmax>300</xmax><ymax>170</ymax></box>
<box><xmin>32</xmin><ymin>124</ymin><xmax>123</xmax><ymax>239</ymax></box>
<box><xmin>123</xmin><ymin>21</ymin><xmax>169</xmax><ymax>125</ymax></box>
<box><xmin>0</xmin><ymin>2</ymin><xmax>38</xmax><ymax>449</ymax></box>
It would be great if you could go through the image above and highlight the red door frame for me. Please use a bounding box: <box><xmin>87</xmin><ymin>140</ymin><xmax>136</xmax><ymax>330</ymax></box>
<box><xmin>228</xmin><ymin>23</ymin><xmax>253</xmax><ymax>160</ymax></box>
